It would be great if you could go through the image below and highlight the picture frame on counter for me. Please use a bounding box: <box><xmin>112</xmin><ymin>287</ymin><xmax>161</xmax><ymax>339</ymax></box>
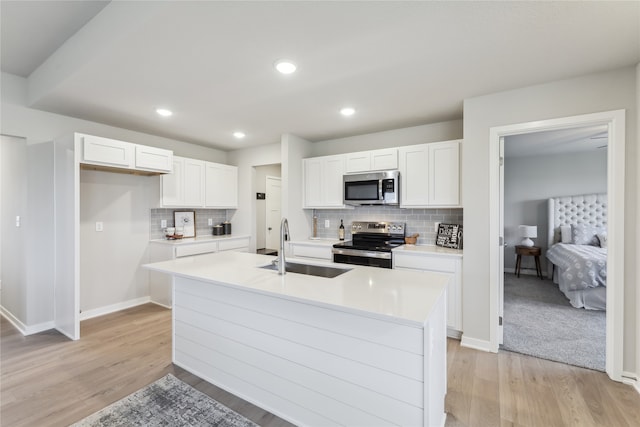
<box><xmin>436</xmin><ymin>223</ymin><xmax>463</xmax><ymax>249</ymax></box>
<box><xmin>174</xmin><ymin>211</ymin><xmax>196</xmax><ymax>237</ymax></box>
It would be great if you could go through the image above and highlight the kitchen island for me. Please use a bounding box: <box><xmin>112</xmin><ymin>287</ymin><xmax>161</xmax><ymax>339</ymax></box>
<box><xmin>144</xmin><ymin>251</ymin><xmax>449</xmax><ymax>427</ymax></box>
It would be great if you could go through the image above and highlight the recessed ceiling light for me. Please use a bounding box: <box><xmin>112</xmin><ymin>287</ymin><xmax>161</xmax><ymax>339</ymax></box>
<box><xmin>274</xmin><ymin>60</ymin><xmax>297</xmax><ymax>74</ymax></box>
<box><xmin>340</xmin><ymin>107</ymin><xmax>356</xmax><ymax>116</ymax></box>
<box><xmin>233</xmin><ymin>131</ymin><xmax>246</xmax><ymax>139</ymax></box>
<box><xmin>156</xmin><ymin>108</ymin><xmax>173</xmax><ymax>117</ymax></box>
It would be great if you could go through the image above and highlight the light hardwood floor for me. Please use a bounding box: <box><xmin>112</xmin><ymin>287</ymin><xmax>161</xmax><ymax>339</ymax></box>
<box><xmin>2</xmin><ymin>304</ymin><xmax>639</xmax><ymax>427</ymax></box>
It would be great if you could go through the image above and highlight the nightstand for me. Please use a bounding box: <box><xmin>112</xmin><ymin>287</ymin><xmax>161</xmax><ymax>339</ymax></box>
<box><xmin>515</xmin><ymin>245</ymin><xmax>542</xmax><ymax>279</ymax></box>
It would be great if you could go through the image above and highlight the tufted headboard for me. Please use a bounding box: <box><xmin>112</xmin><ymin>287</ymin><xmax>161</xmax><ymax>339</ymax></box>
<box><xmin>547</xmin><ymin>193</ymin><xmax>607</xmax><ymax>247</ymax></box>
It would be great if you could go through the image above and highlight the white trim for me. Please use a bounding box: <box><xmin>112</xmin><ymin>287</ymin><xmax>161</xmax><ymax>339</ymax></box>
<box><xmin>489</xmin><ymin>109</ymin><xmax>626</xmax><ymax>382</ymax></box>
<box><xmin>79</xmin><ymin>296</ymin><xmax>151</xmax><ymax>321</ymax></box>
<box><xmin>0</xmin><ymin>306</ymin><xmax>55</xmax><ymax>336</ymax></box>
<box><xmin>621</xmin><ymin>372</ymin><xmax>639</xmax><ymax>395</ymax></box>
<box><xmin>460</xmin><ymin>334</ymin><xmax>492</xmax><ymax>352</ymax></box>
<box><xmin>150</xmin><ymin>300</ymin><xmax>172</xmax><ymax>310</ymax></box>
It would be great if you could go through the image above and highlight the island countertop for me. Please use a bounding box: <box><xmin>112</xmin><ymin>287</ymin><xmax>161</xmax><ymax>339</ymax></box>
<box><xmin>144</xmin><ymin>251</ymin><xmax>450</xmax><ymax>326</ymax></box>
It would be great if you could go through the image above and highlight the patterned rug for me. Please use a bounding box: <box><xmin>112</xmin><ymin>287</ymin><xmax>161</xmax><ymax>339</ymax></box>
<box><xmin>72</xmin><ymin>374</ymin><xmax>259</xmax><ymax>427</ymax></box>
<box><xmin>502</xmin><ymin>273</ymin><xmax>605</xmax><ymax>372</ymax></box>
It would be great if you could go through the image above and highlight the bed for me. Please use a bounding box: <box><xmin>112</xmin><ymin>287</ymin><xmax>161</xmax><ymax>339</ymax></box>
<box><xmin>545</xmin><ymin>193</ymin><xmax>607</xmax><ymax>310</ymax></box>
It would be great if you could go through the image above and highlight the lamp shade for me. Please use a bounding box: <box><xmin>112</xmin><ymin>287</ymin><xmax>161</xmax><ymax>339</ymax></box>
<box><xmin>518</xmin><ymin>225</ymin><xmax>537</xmax><ymax>247</ymax></box>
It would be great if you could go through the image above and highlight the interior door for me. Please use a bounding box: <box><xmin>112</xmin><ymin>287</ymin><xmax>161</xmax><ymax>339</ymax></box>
<box><xmin>498</xmin><ymin>137</ymin><xmax>505</xmax><ymax>345</ymax></box>
<box><xmin>265</xmin><ymin>176</ymin><xmax>281</xmax><ymax>250</ymax></box>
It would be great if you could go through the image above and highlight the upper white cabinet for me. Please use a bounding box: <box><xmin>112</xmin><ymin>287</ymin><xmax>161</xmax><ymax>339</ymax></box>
<box><xmin>162</xmin><ymin>156</ymin><xmax>205</xmax><ymax>207</ymax></box>
<box><xmin>399</xmin><ymin>140</ymin><xmax>461</xmax><ymax>208</ymax></box>
<box><xmin>161</xmin><ymin>157</ymin><xmax>237</xmax><ymax>208</ymax></box>
<box><xmin>205</xmin><ymin>162</ymin><xmax>238</xmax><ymax>208</ymax></box>
<box><xmin>345</xmin><ymin>148</ymin><xmax>398</xmax><ymax>173</ymax></box>
<box><xmin>80</xmin><ymin>134</ymin><xmax>172</xmax><ymax>173</ymax></box>
<box><xmin>303</xmin><ymin>154</ymin><xmax>345</xmax><ymax>209</ymax></box>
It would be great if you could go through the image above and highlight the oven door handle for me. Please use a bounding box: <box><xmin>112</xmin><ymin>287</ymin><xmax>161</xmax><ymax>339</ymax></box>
<box><xmin>331</xmin><ymin>248</ymin><xmax>392</xmax><ymax>259</ymax></box>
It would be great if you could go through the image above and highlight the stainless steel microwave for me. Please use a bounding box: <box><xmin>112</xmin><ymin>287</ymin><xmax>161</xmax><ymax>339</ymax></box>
<box><xmin>343</xmin><ymin>170</ymin><xmax>400</xmax><ymax>206</ymax></box>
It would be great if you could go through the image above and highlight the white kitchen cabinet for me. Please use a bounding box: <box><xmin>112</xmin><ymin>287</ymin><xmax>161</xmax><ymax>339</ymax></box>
<box><xmin>287</xmin><ymin>240</ymin><xmax>336</xmax><ymax>260</ymax></box>
<box><xmin>149</xmin><ymin>235</ymin><xmax>251</xmax><ymax>307</ymax></box>
<box><xmin>81</xmin><ymin>134</ymin><xmax>134</xmax><ymax>169</ymax></box>
<box><xmin>393</xmin><ymin>247</ymin><xmax>462</xmax><ymax>337</ymax></box>
<box><xmin>303</xmin><ymin>154</ymin><xmax>346</xmax><ymax>209</ymax></box>
<box><xmin>205</xmin><ymin>162</ymin><xmax>238</xmax><ymax>208</ymax></box>
<box><xmin>345</xmin><ymin>148</ymin><xmax>398</xmax><ymax>173</ymax></box>
<box><xmin>161</xmin><ymin>157</ymin><xmax>205</xmax><ymax>207</ymax></box>
<box><xmin>399</xmin><ymin>140</ymin><xmax>461</xmax><ymax>208</ymax></box>
<box><xmin>80</xmin><ymin>134</ymin><xmax>173</xmax><ymax>174</ymax></box>
<box><xmin>135</xmin><ymin>144</ymin><xmax>173</xmax><ymax>173</ymax></box>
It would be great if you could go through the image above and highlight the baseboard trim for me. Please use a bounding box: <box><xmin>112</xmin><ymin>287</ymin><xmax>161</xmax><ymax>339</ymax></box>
<box><xmin>150</xmin><ymin>301</ymin><xmax>172</xmax><ymax>310</ymax></box>
<box><xmin>621</xmin><ymin>371</ymin><xmax>639</xmax><ymax>394</ymax></box>
<box><xmin>460</xmin><ymin>334</ymin><xmax>493</xmax><ymax>352</ymax></box>
<box><xmin>447</xmin><ymin>328</ymin><xmax>462</xmax><ymax>340</ymax></box>
<box><xmin>0</xmin><ymin>305</ymin><xmax>55</xmax><ymax>336</ymax></box>
<box><xmin>80</xmin><ymin>296</ymin><xmax>151</xmax><ymax>321</ymax></box>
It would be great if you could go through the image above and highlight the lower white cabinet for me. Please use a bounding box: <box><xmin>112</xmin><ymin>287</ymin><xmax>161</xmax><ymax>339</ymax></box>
<box><xmin>394</xmin><ymin>248</ymin><xmax>462</xmax><ymax>337</ymax></box>
<box><xmin>148</xmin><ymin>236</ymin><xmax>250</xmax><ymax>307</ymax></box>
<box><xmin>287</xmin><ymin>240</ymin><xmax>335</xmax><ymax>260</ymax></box>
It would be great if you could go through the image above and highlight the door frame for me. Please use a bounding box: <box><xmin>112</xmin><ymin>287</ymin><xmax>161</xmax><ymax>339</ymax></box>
<box><xmin>489</xmin><ymin>109</ymin><xmax>625</xmax><ymax>381</ymax></box>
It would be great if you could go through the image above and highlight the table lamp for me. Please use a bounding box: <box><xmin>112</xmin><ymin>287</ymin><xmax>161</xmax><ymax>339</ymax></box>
<box><xmin>519</xmin><ymin>225</ymin><xmax>537</xmax><ymax>247</ymax></box>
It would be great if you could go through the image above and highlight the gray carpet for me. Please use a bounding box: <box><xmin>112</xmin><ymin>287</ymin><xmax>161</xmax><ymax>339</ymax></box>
<box><xmin>72</xmin><ymin>374</ymin><xmax>259</xmax><ymax>427</ymax></box>
<box><xmin>502</xmin><ymin>273</ymin><xmax>605</xmax><ymax>371</ymax></box>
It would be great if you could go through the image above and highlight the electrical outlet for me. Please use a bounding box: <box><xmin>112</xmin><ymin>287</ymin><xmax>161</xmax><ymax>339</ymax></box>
<box><xmin>434</xmin><ymin>222</ymin><xmax>440</xmax><ymax>232</ymax></box>
<box><xmin>208</xmin><ymin>218</ymin><xmax>213</xmax><ymax>226</ymax></box>
<box><xmin>15</xmin><ymin>215</ymin><xmax>20</xmax><ymax>227</ymax></box>
<box><xmin>95</xmin><ymin>221</ymin><xmax>104</xmax><ymax>232</ymax></box>
<box><xmin>161</xmin><ymin>219</ymin><xmax>167</xmax><ymax>228</ymax></box>
<box><xmin>324</xmin><ymin>219</ymin><xmax>330</xmax><ymax>228</ymax></box>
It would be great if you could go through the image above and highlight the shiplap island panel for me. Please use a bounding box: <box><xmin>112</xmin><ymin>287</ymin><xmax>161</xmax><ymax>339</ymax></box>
<box><xmin>144</xmin><ymin>251</ymin><xmax>449</xmax><ymax>426</ymax></box>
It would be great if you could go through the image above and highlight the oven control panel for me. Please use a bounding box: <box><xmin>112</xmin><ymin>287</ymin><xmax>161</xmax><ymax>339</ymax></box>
<box><xmin>351</xmin><ymin>221</ymin><xmax>405</xmax><ymax>236</ymax></box>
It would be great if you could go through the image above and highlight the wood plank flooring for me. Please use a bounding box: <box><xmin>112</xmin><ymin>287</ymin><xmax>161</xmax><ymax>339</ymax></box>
<box><xmin>2</xmin><ymin>304</ymin><xmax>640</xmax><ymax>426</ymax></box>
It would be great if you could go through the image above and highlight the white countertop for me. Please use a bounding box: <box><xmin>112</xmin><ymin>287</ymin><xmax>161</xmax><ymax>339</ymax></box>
<box><xmin>393</xmin><ymin>244</ymin><xmax>463</xmax><ymax>258</ymax></box>
<box><xmin>144</xmin><ymin>251</ymin><xmax>449</xmax><ymax>326</ymax></box>
<box><xmin>150</xmin><ymin>234</ymin><xmax>250</xmax><ymax>246</ymax></box>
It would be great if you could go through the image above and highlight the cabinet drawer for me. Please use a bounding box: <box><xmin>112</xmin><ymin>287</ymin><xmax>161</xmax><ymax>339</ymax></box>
<box><xmin>175</xmin><ymin>242</ymin><xmax>218</xmax><ymax>257</ymax></box>
<box><xmin>394</xmin><ymin>253</ymin><xmax>457</xmax><ymax>272</ymax></box>
<box><xmin>291</xmin><ymin>244</ymin><xmax>332</xmax><ymax>260</ymax></box>
<box><xmin>135</xmin><ymin>145</ymin><xmax>173</xmax><ymax>172</ymax></box>
<box><xmin>218</xmin><ymin>237</ymin><xmax>250</xmax><ymax>252</ymax></box>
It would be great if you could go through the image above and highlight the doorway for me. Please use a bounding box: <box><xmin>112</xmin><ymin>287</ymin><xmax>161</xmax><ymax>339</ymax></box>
<box><xmin>490</xmin><ymin>109</ymin><xmax>625</xmax><ymax>381</ymax></box>
<box><xmin>500</xmin><ymin>125</ymin><xmax>608</xmax><ymax>371</ymax></box>
<box><xmin>254</xmin><ymin>164</ymin><xmax>281</xmax><ymax>255</ymax></box>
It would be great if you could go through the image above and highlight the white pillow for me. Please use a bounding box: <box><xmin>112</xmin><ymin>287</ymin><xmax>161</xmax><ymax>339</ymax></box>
<box><xmin>560</xmin><ymin>225</ymin><xmax>572</xmax><ymax>243</ymax></box>
<box><xmin>597</xmin><ymin>232</ymin><xmax>608</xmax><ymax>249</ymax></box>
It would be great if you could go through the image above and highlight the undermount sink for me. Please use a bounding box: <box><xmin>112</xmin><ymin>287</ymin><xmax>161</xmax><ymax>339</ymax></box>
<box><xmin>259</xmin><ymin>261</ymin><xmax>351</xmax><ymax>278</ymax></box>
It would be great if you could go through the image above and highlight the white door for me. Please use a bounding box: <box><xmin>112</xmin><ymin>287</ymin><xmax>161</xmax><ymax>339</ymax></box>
<box><xmin>265</xmin><ymin>176</ymin><xmax>281</xmax><ymax>250</ymax></box>
<box><xmin>498</xmin><ymin>137</ymin><xmax>505</xmax><ymax>345</ymax></box>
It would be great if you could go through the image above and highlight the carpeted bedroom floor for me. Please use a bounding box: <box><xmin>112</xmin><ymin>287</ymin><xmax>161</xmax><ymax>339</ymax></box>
<box><xmin>501</xmin><ymin>272</ymin><xmax>605</xmax><ymax>372</ymax></box>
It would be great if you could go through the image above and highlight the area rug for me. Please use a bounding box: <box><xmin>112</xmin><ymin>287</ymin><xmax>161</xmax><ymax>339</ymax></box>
<box><xmin>72</xmin><ymin>374</ymin><xmax>259</xmax><ymax>427</ymax></box>
<box><xmin>502</xmin><ymin>273</ymin><xmax>605</xmax><ymax>372</ymax></box>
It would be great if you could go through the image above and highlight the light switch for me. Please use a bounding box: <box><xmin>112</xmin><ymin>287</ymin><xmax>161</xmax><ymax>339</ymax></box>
<box><xmin>208</xmin><ymin>218</ymin><xmax>213</xmax><ymax>226</ymax></box>
<box><xmin>96</xmin><ymin>221</ymin><xmax>104</xmax><ymax>232</ymax></box>
<box><xmin>161</xmin><ymin>219</ymin><xmax>167</xmax><ymax>228</ymax></box>
<box><xmin>324</xmin><ymin>220</ymin><xmax>330</xmax><ymax>228</ymax></box>
<box><xmin>15</xmin><ymin>215</ymin><xmax>20</xmax><ymax>227</ymax></box>
<box><xmin>435</xmin><ymin>222</ymin><xmax>440</xmax><ymax>232</ymax></box>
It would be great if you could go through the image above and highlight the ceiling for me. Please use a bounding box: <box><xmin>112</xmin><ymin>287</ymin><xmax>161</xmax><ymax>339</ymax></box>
<box><xmin>504</xmin><ymin>124</ymin><xmax>608</xmax><ymax>158</ymax></box>
<box><xmin>1</xmin><ymin>1</ymin><xmax>638</xmax><ymax>151</ymax></box>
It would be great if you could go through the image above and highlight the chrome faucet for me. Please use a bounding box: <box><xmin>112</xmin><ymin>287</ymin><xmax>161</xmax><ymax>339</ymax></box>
<box><xmin>278</xmin><ymin>217</ymin><xmax>290</xmax><ymax>275</ymax></box>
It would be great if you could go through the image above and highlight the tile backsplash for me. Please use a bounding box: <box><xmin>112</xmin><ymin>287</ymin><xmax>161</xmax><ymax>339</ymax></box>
<box><xmin>311</xmin><ymin>206</ymin><xmax>463</xmax><ymax>245</ymax></box>
<box><xmin>150</xmin><ymin>208</ymin><xmax>229</xmax><ymax>239</ymax></box>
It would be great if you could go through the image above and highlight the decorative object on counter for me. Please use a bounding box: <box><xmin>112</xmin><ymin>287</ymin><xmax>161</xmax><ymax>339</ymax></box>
<box><xmin>338</xmin><ymin>219</ymin><xmax>345</xmax><ymax>240</ymax></box>
<box><xmin>223</xmin><ymin>221</ymin><xmax>232</xmax><ymax>235</ymax></box>
<box><xmin>518</xmin><ymin>224</ymin><xmax>537</xmax><ymax>247</ymax></box>
<box><xmin>256</xmin><ymin>192</ymin><xmax>265</xmax><ymax>200</ymax></box>
<box><xmin>71</xmin><ymin>374</ymin><xmax>258</xmax><ymax>427</ymax></box>
<box><xmin>405</xmin><ymin>233</ymin><xmax>419</xmax><ymax>245</ymax></box>
<box><xmin>174</xmin><ymin>211</ymin><xmax>195</xmax><ymax>237</ymax></box>
<box><xmin>212</xmin><ymin>225</ymin><xmax>224</xmax><ymax>235</ymax></box>
<box><xmin>436</xmin><ymin>223</ymin><xmax>463</xmax><ymax>249</ymax></box>
<box><xmin>165</xmin><ymin>227</ymin><xmax>177</xmax><ymax>240</ymax></box>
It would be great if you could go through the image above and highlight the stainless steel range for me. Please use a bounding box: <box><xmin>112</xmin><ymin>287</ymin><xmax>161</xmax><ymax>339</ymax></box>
<box><xmin>332</xmin><ymin>221</ymin><xmax>406</xmax><ymax>269</ymax></box>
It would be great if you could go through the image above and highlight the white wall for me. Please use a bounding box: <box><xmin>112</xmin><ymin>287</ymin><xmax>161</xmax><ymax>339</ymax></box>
<box><xmin>503</xmin><ymin>150</ymin><xmax>607</xmax><ymax>272</ymax></box>
<box><xmin>281</xmin><ymin>134</ymin><xmax>313</xmax><ymax>241</ymax></box>
<box><xmin>311</xmin><ymin>120</ymin><xmax>462</xmax><ymax>156</ymax></box>
<box><xmin>255</xmin><ymin>164</ymin><xmax>281</xmax><ymax>249</ymax></box>
<box><xmin>636</xmin><ymin>63</ymin><xmax>640</xmax><ymax>394</ymax></box>
<box><xmin>80</xmin><ymin>170</ymin><xmax>156</xmax><ymax>312</ymax></box>
<box><xmin>463</xmin><ymin>66</ymin><xmax>637</xmax><ymax>373</ymax></box>
<box><xmin>227</xmin><ymin>142</ymin><xmax>281</xmax><ymax>252</ymax></box>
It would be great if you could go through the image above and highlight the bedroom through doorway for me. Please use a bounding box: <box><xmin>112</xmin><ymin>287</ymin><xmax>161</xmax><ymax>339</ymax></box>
<box><xmin>501</xmin><ymin>125</ymin><xmax>608</xmax><ymax>371</ymax></box>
